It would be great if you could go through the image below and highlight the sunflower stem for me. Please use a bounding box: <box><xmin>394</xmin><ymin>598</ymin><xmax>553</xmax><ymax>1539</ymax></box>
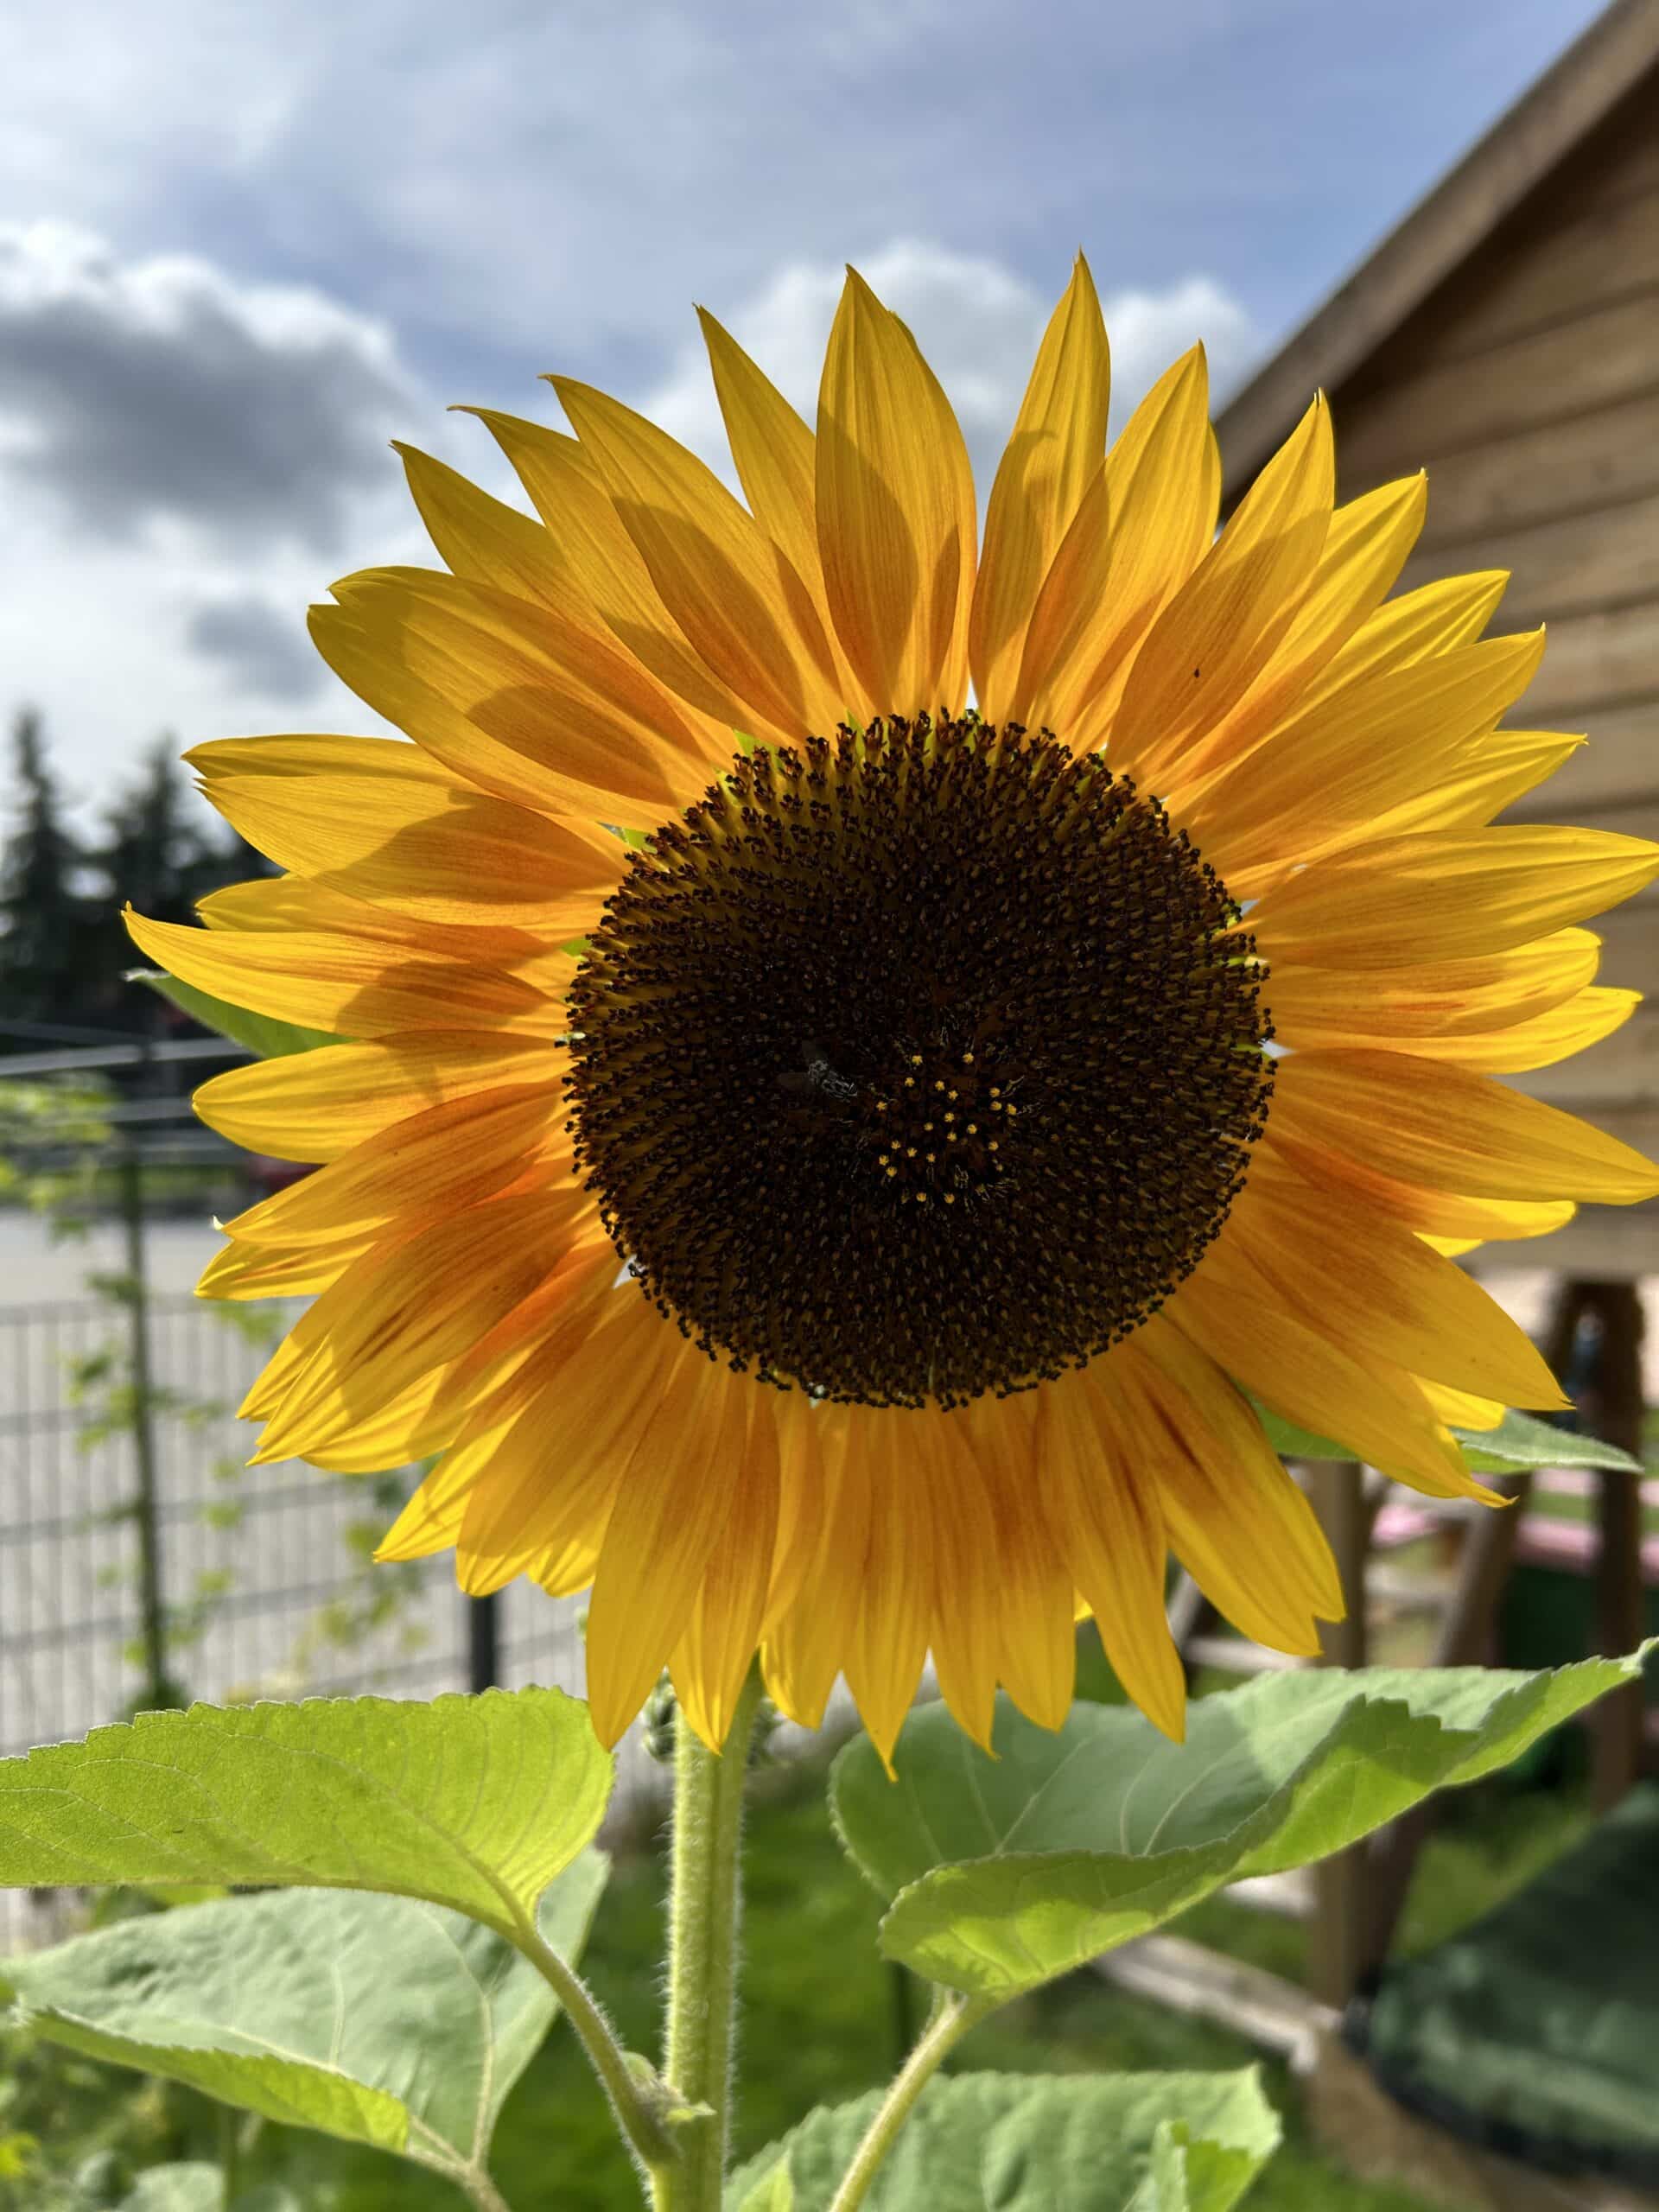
<box><xmin>509</xmin><ymin>1900</ymin><xmax>677</xmax><ymax>2186</ymax></box>
<box><xmin>656</xmin><ymin>1664</ymin><xmax>766</xmax><ymax>2211</ymax></box>
<box><xmin>823</xmin><ymin>1989</ymin><xmax>994</xmax><ymax>2212</ymax></box>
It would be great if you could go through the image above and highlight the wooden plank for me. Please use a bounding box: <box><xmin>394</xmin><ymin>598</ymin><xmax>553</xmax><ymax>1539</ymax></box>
<box><xmin>1345</xmin><ymin>387</ymin><xmax>1659</xmax><ymax>549</ymax></box>
<box><xmin>1503</xmin><ymin>1201</ymin><xmax>1659</xmax><ymax>1281</ymax></box>
<box><xmin>1516</xmin><ymin>596</ymin><xmax>1659</xmax><ymax>718</ymax></box>
<box><xmin>1185</xmin><ymin>1634</ymin><xmax>1301</xmax><ymax>1677</ymax></box>
<box><xmin>1336</xmin><ymin>296</ymin><xmax>1659</xmax><ymax>476</ymax></box>
<box><xmin>1504</xmin><ymin>698</ymin><xmax>1659</xmax><ymax>817</ymax></box>
<box><xmin>1405</xmin><ymin>188</ymin><xmax>1659</xmax><ymax>368</ymax></box>
<box><xmin>1579</xmin><ymin>895</ymin><xmax>1659</xmax><ymax>995</ymax></box>
<box><xmin>1395</xmin><ymin>489</ymin><xmax>1659</xmax><ymax>627</ymax></box>
<box><xmin>1554</xmin><ymin>75</ymin><xmax>1659</xmax><ymax>219</ymax></box>
<box><xmin>1092</xmin><ymin>1934</ymin><xmax>1337</xmax><ymax>2068</ymax></box>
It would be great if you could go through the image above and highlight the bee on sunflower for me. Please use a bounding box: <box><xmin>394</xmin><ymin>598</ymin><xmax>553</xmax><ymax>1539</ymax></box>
<box><xmin>130</xmin><ymin>256</ymin><xmax>1659</xmax><ymax>1769</ymax></box>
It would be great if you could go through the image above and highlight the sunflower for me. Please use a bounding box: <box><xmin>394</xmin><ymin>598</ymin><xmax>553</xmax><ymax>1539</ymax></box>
<box><xmin>129</xmin><ymin>257</ymin><xmax>1659</xmax><ymax>1766</ymax></box>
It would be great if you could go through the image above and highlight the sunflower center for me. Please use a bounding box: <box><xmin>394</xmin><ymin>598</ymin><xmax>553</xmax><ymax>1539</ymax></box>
<box><xmin>565</xmin><ymin>714</ymin><xmax>1272</xmax><ymax>1409</ymax></box>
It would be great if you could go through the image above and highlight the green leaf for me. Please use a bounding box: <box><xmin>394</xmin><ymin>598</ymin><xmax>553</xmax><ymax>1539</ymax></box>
<box><xmin>1452</xmin><ymin>1407</ymin><xmax>1643</xmax><ymax>1475</ymax></box>
<box><xmin>1253</xmin><ymin>1400</ymin><xmax>1640</xmax><ymax>1475</ymax></box>
<box><xmin>0</xmin><ymin>1689</ymin><xmax>612</xmax><ymax>1942</ymax></box>
<box><xmin>6</xmin><ymin>1853</ymin><xmax>606</xmax><ymax>2193</ymax></box>
<box><xmin>132</xmin><ymin>969</ymin><xmax>339</xmax><ymax>1058</ymax></box>
<box><xmin>727</xmin><ymin>2069</ymin><xmax>1278</xmax><ymax>2211</ymax></box>
<box><xmin>831</xmin><ymin>1651</ymin><xmax>1651</xmax><ymax>1999</ymax></box>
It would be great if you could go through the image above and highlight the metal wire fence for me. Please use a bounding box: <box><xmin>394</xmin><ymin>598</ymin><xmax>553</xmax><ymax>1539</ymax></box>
<box><xmin>0</xmin><ymin>1268</ymin><xmax>670</xmax><ymax>1951</ymax></box>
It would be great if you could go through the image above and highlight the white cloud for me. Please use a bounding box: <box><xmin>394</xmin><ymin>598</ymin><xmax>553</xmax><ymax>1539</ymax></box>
<box><xmin>0</xmin><ymin>225</ymin><xmax>458</xmax><ymax>825</ymax></box>
<box><xmin>0</xmin><ymin>220</ymin><xmax>417</xmax><ymax>548</ymax></box>
<box><xmin>639</xmin><ymin>242</ymin><xmax>1260</xmax><ymax>499</ymax></box>
<box><xmin>186</xmin><ymin>594</ymin><xmax>326</xmax><ymax>703</ymax></box>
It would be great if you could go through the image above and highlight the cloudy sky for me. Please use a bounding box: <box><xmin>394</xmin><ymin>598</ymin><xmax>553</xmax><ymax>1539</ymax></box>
<box><xmin>0</xmin><ymin>0</ymin><xmax>1608</xmax><ymax>826</ymax></box>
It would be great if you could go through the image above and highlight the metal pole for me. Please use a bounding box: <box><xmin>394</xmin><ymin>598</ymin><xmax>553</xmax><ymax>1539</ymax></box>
<box><xmin>118</xmin><ymin>1140</ymin><xmax>168</xmax><ymax>1710</ymax></box>
<box><xmin>468</xmin><ymin>1591</ymin><xmax>501</xmax><ymax>1693</ymax></box>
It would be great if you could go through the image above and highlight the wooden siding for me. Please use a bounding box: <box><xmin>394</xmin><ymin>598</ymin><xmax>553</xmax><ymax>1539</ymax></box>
<box><xmin>1325</xmin><ymin>70</ymin><xmax>1659</xmax><ymax>1275</ymax></box>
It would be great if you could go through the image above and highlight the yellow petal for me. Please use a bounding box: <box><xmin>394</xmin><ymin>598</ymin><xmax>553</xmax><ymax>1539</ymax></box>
<box><xmin>1113</xmin><ymin>1319</ymin><xmax>1347</xmax><ymax>1643</ymax></box>
<box><xmin>1420</xmin><ymin>1381</ymin><xmax>1507</xmax><ymax>1431</ymax></box>
<box><xmin>1389</xmin><ymin>985</ymin><xmax>1639</xmax><ymax>1073</ymax></box>
<box><xmin>1166</xmin><ymin>1243</ymin><xmax>1481</xmax><ymax>1498</ymax></box>
<box><xmin>198</xmin><ymin>868</ymin><xmax>557</xmax><ymax>964</ymax></box>
<box><xmin>193</xmin><ymin>1032</ymin><xmax>567</xmax><ymax>1163</ymax></box>
<box><xmin>1183</xmin><ymin>629</ymin><xmax>1547</xmax><ymax>875</ymax></box>
<box><xmin>1227</xmin><ymin>1166</ymin><xmax>1567</xmax><ymax>1409</ymax></box>
<box><xmin>125</xmin><ymin>909</ymin><xmax>560</xmax><ymax>1040</ymax></box>
<box><xmin>760</xmin><ymin>1409</ymin><xmax>868</xmax><ymax>1732</ymax></box>
<box><xmin>1110</xmin><ymin>393</ymin><xmax>1333</xmax><ymax>789</ymax></box>
<box><xmin>375</xmin><ymin>1452</ymin><xmax>480</xmax><ymax>1564</ymax></box>
<box><xmin>974</xmin><ymin>1400</ymin><xmax>1077</xmax><ymax>1733</ymax></box>
<box><xmin>197</xmin><ymin>1230</ymin><xmax>377</xmax><ymax>1301</ymax></box>
<box><xmin>1033</xmin><ymin>1379</ymin><xmax>1185</xmax><ymax>1740</ymax></box>
<box><xmin>920</xmin><ymin>1421</ymin><xmax>1004</xmax><ymax>1751</ymax></box>
<box><xmin>816</xmin><ymin>268</ymin><xmax>977</xmax><ymax>718</ymax></box>
<box><xmin>697</xmin><ymin>308</ymin><xmax>868</xmax><ymax>721</ymax></box>
<box><xmin>1192</xmin><ymin>474</ymin><xmax>1427</xmax><ymax>776</ymax></box>
<box><xmin>842</xmin><ymin>1414</ymin><xmax>932</xmax><ymax>1773</ymax></box>
<box><xmin>970</xmin><ymin>254</ymin><xmax>1109</xmax><ymax>723</ymax></box>
<box><xmin>1267</xmin><ymin>929</ymin><xmax>1604</xmax><ymax>1051</ymax></box>
<box><xmin>1298</xmin><ymin>569</ymin><xmax>1510</xmax><ymax>707</ymax></box>
<box><xmin>584</xmin><ymin>1351</ymin><xmax>750</xmax><ymax>1749</ymax></box>
<box><xmin>219</xmin><ymin>1084</ymin><xmax>564</xmax><ymax>1249</ymax></box>
<box><xmin>671</xmin><ymin>1408</ymin><xmax>781</xmax><ymax>1749</ymax></box>
<box><xmin>452</xmin><ymin>1289</ymin><xmax>678</xmax><ymax>1595</ymax></box>
<box><xmin>250</xmin><ymin>1186</ymin><xmax>585</xmax><ymax>1465</ymax></box>
<box><xmin>1245</xmin><ymin>826</ymin><xmax>1659</xmax><ymax>969</ymax></box>
<box><xmin>1270</xmin><ymin>1048</ymin><xmax>1659</xmax><ymax>1204</ymax></box>
<box><xmin>461</xmin><ymin>406</ymin><xmax>749</xmax><ymax>738</ymax></box>
<box><xmin>188</xmin><ymin>733</ymin><xmax>622</xmax><ymax>931</ymax></box>
<box><xmin>310</xmin><ymin>576</ymin><xmax>714</xmax><ymax>831</ymax></box>
<box><xmin>1261</xmin><ymin>1125</ymin><xmax>1578</xmax><ymax>1246</ymax></box>
<box><xmin>1015</xmin><ymin>344</ymin><xmax>1213</xmax><ymax>735</ymax></box>
<box><xmin>552</xmin><ymin>375</ymin><xmax>839</xmax><ymax>740</ymax></box>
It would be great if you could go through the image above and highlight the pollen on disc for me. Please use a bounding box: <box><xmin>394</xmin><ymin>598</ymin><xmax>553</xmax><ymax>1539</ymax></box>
<box><xmin>566</xmin><ymin>714</ymin><xmax>1272</xmax><ymax>1410</ymax></box>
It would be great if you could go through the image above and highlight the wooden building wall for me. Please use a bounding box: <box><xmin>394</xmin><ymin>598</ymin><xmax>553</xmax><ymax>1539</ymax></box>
<box><xmin>1325</xmin><ymin>70</ymin><xmax>1659</xmax><ymax>1275</ymax></box>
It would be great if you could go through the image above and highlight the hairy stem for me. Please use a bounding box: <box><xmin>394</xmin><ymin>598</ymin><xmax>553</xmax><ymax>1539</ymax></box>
<box><xmin>656</xmin><ymin>1666</ymin><xmax>766</xmax><ymax>2210</ymax></box>
<box><xmin>511</xmin><ymin>1901</ymin><xmax>677</xmax><ymax>2188</ymax></box>
<box><xmin>825</xmin><ymin>1990</ymin><xmax>994</xmax><ymax>2212</ymax></box>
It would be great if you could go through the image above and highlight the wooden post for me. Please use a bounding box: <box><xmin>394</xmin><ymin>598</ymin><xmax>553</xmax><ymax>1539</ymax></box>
<box><xmin>1359</xmin><ymin>1469</ymin><xmax>1534</xmax><ymax>1979</ymax></box>
<box><xmin>1306</xmin><ymin>1460</ymin><xmax>1370</xmax><ymax>2009</ymax></box>
<box><xmin>1357</xmin><ymin>1277</ymin><xmax>1589</xmax><ymax>1982</ymax></box>
<box><xmin>1582</xmin><ymin>1281</ymin><xmax>1647</xmax><ymax>1809</ymax></box>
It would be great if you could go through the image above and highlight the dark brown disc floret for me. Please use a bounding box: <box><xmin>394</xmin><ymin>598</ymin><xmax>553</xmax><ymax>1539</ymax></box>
<box><xmin>565</xmin><ymin>714</ymin><xmax>1272</xmax><ymax>1409</ymax></box>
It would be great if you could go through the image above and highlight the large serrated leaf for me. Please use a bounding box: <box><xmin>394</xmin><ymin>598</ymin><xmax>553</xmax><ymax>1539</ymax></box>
<box><xmin>133</xmin><ymin>969</ymin><xmax>340</xmax><ymax>1058</ymax></box>
<box><xmin>831</xmin><ymin>1653</ymin><xmax>1649</xmax><ymax>1998</ymax></box>
<box><xmin>0</xmin><ymin>1690</ymin><xmax>611</xmax><ymax>1940</ymax></box>
<box><xmin>4</xmin><ymin>1854</ymin><xmax>606</xmax><ymax>2192</ymax></box>
<box><xmin>728</xmin><ymin>2069</ymin><xmax>1278</xmax><ymax>2211</ymax></box>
